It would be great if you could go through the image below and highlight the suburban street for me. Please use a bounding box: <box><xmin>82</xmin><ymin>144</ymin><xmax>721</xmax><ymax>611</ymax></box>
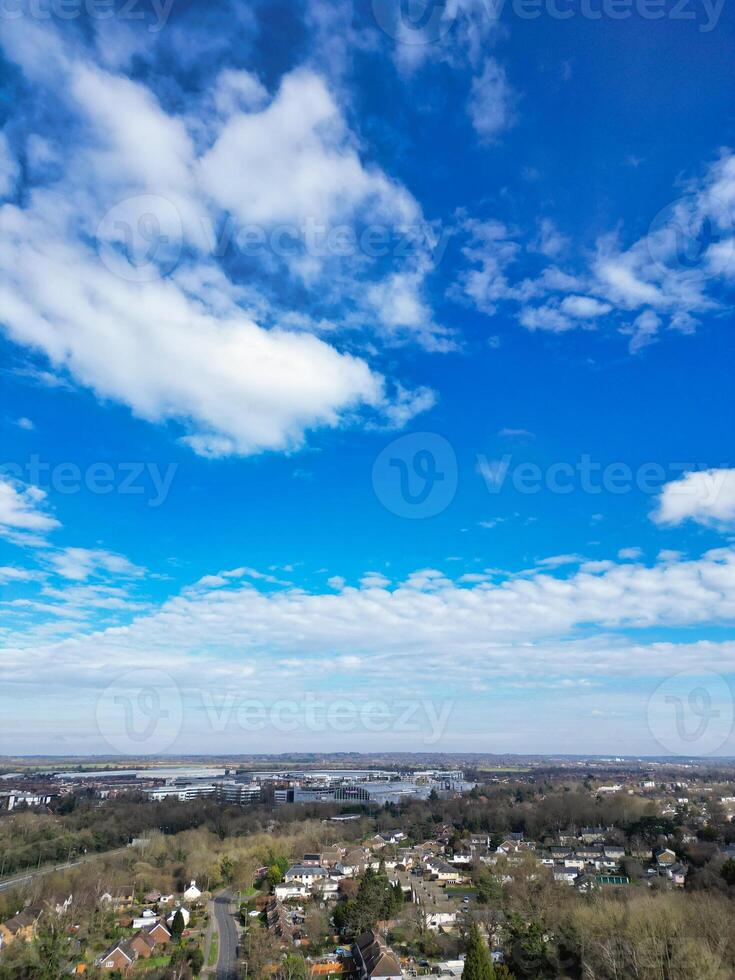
<box><xmin>212</xmin><ymin>889</ymin><xmax>240</xmax><ymax>980</ymax></box>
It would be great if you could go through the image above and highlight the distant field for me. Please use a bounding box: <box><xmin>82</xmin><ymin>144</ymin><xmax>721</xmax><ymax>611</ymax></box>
<box><xmin>475</xmin><ymin>766</ymin><xmax>531</xmax><ymax>773</ymax></box>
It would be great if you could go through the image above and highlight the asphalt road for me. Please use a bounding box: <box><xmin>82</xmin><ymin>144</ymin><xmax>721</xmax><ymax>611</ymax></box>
<box><xmin>0</xmin><ymin>847</ymin><xmax>129</xmax><ymax>893</ymax></box>
<box><xmin>212</xmin><ymin>890</ymin><xmax>240</xmax><ymax>980</ymax></box>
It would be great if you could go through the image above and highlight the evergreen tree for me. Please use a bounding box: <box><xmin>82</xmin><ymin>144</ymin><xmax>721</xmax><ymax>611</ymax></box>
<box><xmin>462</xmin><ymin>923</ymin><xmax>496</xmax><ymax>980</ymax></box>
<box><xmin>171</xmin><ymin>909</ymin><xmax>186</xmax><ymax>940</ymax></box>
<box><xmin>340</xmin><ymin>866</ymin><xmax>405</xmax><ymax>936</ymax></box>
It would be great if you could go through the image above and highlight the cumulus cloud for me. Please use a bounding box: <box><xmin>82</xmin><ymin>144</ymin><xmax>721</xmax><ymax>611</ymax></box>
<box><xmin>653</xmin><ymin>469</ymin><xmax>735</xmax><ymax>527</ymax></box>
<box><xmin>0</xmin><ymin>26</ymin><xmax>438</xmax><ymax>458</ymax></box>
<box><xmin>200</xmin><ymin>69</ymin><xmax>417</xmax><ymax>230</ymax></box>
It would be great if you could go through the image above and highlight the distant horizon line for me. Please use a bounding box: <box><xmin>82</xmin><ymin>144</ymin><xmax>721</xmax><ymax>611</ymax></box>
<box><xmin>3</xmin><ymin>752</ymin><xmax>735</xmax><ymax>764</ymax></box>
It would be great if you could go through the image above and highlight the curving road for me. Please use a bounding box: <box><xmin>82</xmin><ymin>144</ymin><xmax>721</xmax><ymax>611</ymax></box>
<box><xmin>212</xmin><ymin>890</ymin><xmax>240</xmax><ymax>979</ymax></box>
<box><xmin>0</xmin><ymin>846</ymin><xmax>129</xmax><ymax>893</ymax></box>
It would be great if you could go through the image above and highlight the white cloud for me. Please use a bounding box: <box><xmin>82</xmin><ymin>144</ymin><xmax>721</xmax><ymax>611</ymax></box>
<box><xmin>621</xmin><ymin>310</ymin><xmax>662</xmax><ymax>354</ymax></box>
<box><xmin>380</xmin><ymin>385</ymin><xmax>438</xmax><ymax>428</ymax></box>
<box><xmin>200</xmin><ymin>69</ymin><xmax>417</xmax><ymax>229</ymax></box>
<box><xmin>531</xmin><ymin>218</ymin><xmax>569</xmax><ymax>259</ymax></box>
<box><xmin>457</xmin><ymin>150</ymin><xmax>735</xmax><ymax>352</ymax></box>
<box><xmin>0</xmin><ymin>566</ymin><xmax>38</xmax><ymax>583</ymax></box>
<box><xmin>0</xmin><ymin>205</ymin><xmax>386</xmax><ymax>455</ymax></box>
<box><xmin>560</xmin><ymin>295</ymin><xmax>612</xmax><ymax>318</ymax></box>
<box><xmin>0</xmin><ymin>32</ymin><xmax>437</xmax><ymax>457</ymax></box>
<box><xmin>0</xmin><ymin>480</ymin><xmax>60</xmax><ymax>546</ymax></box>
<box><xmin>4</xmin><ymin>549</ymin><xmax>735</xmax><ymax>692</ymax></box>
<box><xmin>653</xmin><ymin>468</ymin><xmax>735</xmax><ymax>527</ymax></box>
<box><xmin>468</xmin><ymin>58</ymin><xmax>517</xmax><ymax>143</ymax></box>
<box><xmin>211</xmin><ymin>68</ymin><xmax>269</xmax><ymax>116</ymax></box>
<box><xmin>0</xmin><ymin>130</ymin><xmax>20</xmax><ymax>198</ymax></box>
<box><xmin>455</xmin><ymin>218</ymin><xmax>519</xmax><ymax>315</ymax></box>
<box><xmin>518</xmin><ymin>304</ymin><xmax>575</xmax><ymax>333</ymax></box>
<box><xmin>45</xmin><ymin>548</ymin><xmax>146</xmax><ymax>582</ymax></box>
<box><xmin>535</xmin><ymin>554</ymin><xmax>585</xmax><ymax>569</ymax></box>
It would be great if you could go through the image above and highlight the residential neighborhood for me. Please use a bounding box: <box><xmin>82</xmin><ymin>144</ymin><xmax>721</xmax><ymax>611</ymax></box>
<box><xmin>3</xmin><ymin>759</ymin><xmax>735</xmax><ymax>976</ymax></box>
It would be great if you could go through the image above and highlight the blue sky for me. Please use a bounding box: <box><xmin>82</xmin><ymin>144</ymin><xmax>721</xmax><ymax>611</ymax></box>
<box><xmin>0</xmin><ymin>0</ymin><xmax>734</xmax><ymax>756</ymax></box>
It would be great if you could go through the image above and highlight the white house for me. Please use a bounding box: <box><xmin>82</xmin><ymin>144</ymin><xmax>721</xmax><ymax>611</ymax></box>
<box><xmin>425</xmin><ymin>911</ymin><xmax>458</xmax><ymax>931</ymax></box>
<box><xmin>284</xmin><ymin>865</ymin><xmax>330</xmax><ymax>886</ymax></box>
<box><xmin>167</xmin><ymin>906</ymin><xmax>191</xmax><ymax>927</ymax></box>
<box><xmin>425</xmin><ymin>858</ymin><xmax>465</xmax><ymax>883</ymax></box>
<box><xmin>183</xmin><ymin>880</ymin><xmax>202</xmax><ymax>901</ymax></box>
<box><xmin>553</xmin><ymin>866</ymin><xmax>579</xmax><ymax>885</ymax></box>
<box><xmin>275</xmin><ymin>883</ymin><xmax>309</xmax><ymax>900</ymax></box>
<box><xmin>133</xmin><ymin>909</ymin><xmax>158</xmax><ymax>929</ymax></box>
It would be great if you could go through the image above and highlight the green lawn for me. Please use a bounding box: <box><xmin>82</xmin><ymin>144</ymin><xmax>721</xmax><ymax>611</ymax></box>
<box><xmin>208</xmin><ymin>932</ymin><xmax>219</xmax><ymax>968</ymax></box>
<box><xmin>133</xmin><ymin>955</ymin><xmax>171</xmax><ymax>971</ymax></box>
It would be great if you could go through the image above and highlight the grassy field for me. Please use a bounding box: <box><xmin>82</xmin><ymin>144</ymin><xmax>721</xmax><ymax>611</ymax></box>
<box><xmin>475</xmin><ymin>766</ymin><xmax>531</xmax><ymax>773</ymax></box>
<box><xmin>208</xmin><ymin>932</ymin><xmax>219</xmax><ymax>968</ymax></box>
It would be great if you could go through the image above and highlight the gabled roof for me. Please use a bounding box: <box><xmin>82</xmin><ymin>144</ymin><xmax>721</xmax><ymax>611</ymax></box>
<box><xmin>285</xmin><ymin>864</ymin><xmax>329</xmax><ymax>877</ymax></box>
<box><xmin>98</xmin><ymin>941</ymin><xmax>134</xmax><ymax>964</ymax></box>
<box><xmin>2</xmin><ymin>907</ymin><xmax>41</xmax><ymax>934</ymax></box>
<box><xmin>353</xmin><ymin>930</ymin><xmax>402</xmax><ymax>979</ymax></box>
